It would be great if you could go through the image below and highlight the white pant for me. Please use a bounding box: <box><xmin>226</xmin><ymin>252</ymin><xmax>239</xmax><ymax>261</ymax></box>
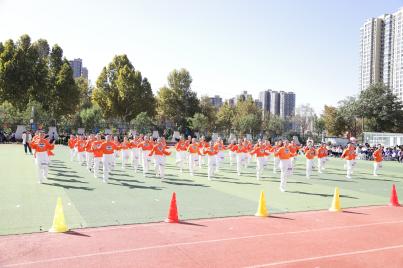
<box><xmin>93</xmin><ymin>157</ymin><xmax>102</xmax><ymax>177</ymax></box>
<box><xmin>142</xmin><ymin>151</ymin><xmax>151</xmax><ymax>174</ymax></box>
<box><xmin>70</xmin><ymin>148</ymin><xmax>76</xmax><ymax>161</ymax></box>
<box><xmin>229</xmin><ymin>151</ymin><xmax>236</xmax><ymax>166</ymax></box>
<box><xmin>207</xmin><ymin>155</ymin><xmax>216</xmax><ymax>180</ymax></box>
<box><xmin>36</xmin><ymin>152</ymin><xmax>49</xmax><ymax>182</ymax></box>
<box><xmin>306</xmin><ymin>159</ymin><xmax>313</xmax><ymax>177</ymax></box>
<box><xmin>131</xmin><ymin>148</ymin><xmax>140</xmax><ymax>172</ymax></box>
<box><xmin>279</xmin><ymin>159</ymin><xmax>292</xmax><ymax>190</ymax></box>
<box><xmin>215</xmin><ymin>151</ymin><xmax>225</xmax><ymax>171</ymax></box>
<box><xmin>121</xmin><ymin>149</ymin><xmax>130</xmax><ymax>169</ymax></box>
<box><xmin>346</xmin><ymin>160</ymin><xmax>355</xmax><ymax>177</ymax></box>
<box><xmin>373</xmin><ymin>162</ymin><xmax>382</xmax><ymax>174</ymax></box>
<box><xmin>199</xmin><ymin>154</ymin><xmax>205</xmax><ymax>167</ymax></box>
<box><xmin>188</xmin><ymin>153</ymin><xmax>199</xmax><ymax>175</ymax></box>
<box><xmin>102</xmin><ymin>154</ymin><xmax>114</xmax><ymax>182</ymax></box>
<box><xmin>176</xmin><ymin>151</ymin><xmax>186</xmax><ymax>171</ymax></box>
<box><xmin>318</xmin><ymin>157</ymin><xmax>326</xmax><ymax>171</ymax></box>
<box><xmin>154</xmin><ymin>155</ymin><xmax>166</xmax><ymax>179</ymax></box>
<box><xmin>236</xmin><ymin>153</ymin><xmax>246</xmax><ymax>175</ymax></box>
<box><xmin>86</xmin><ymin>152</ymin><xmax>94</xmax><ymax>170</ymax></box>
<box><xmin>78</xmin><ymin>151</ymin><xmax>86</xmax><ymax>163</ymax></box>
<box><xmin>273</xmin><ymin>157</ymin><xmax>280</xmax><ymax>173</ymax></box>
<box><xmin>256</xmin><ymin>157</ymin><xmax>265</xmax><ymax>180</ymax></box>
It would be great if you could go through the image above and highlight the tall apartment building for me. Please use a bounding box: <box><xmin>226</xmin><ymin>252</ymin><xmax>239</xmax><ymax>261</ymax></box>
<box><xmin>69</xmin><ymin>58</ymin><xmax>89</xmax><ymax>80</ymax></box>
<box><xmin>258</xmin><ymin>89</ymin><xmax>295</xmax><ymax>119</ymax></box>
<box><xmin>209</xmin><ymin>95</ymin><xmax>223</xmax><ymax>108</ymax></box>
<box><xmin>359</xmin><ymin>7</ymin><xmax>403</xmax><ymax>102</ymax></box>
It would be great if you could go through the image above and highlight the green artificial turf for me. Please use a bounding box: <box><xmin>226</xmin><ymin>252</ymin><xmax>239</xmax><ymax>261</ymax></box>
<box><xmin>0</xmin><ymin>144</ymin><xmax>402</xmax><ymax>235</ymax></box>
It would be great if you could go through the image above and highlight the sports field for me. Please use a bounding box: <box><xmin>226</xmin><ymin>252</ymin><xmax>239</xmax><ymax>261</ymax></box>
<box><xmin>0</xmin><ymin>144</ymin><xmax>402</xmax><ymax>236</ymax></box>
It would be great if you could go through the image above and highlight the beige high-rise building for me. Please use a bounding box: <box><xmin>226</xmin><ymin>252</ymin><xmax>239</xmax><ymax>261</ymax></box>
<box><xmin>359</xmin><ymin>7</ymin><xmax>403</xmax><ymax>102</ymax></box>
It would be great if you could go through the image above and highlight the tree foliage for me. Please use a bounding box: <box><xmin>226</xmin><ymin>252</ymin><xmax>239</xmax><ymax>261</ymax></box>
<box><xmin>216</xmin><ymin>102</ymin><xmax>235</xmax><ymax>135</ymax></box>
<box><xmin>233</xmin><ymin>97</ymin><xmax>262</xmax><ymax>135</ymax></box>
<box><xmin>188</xmin><ymin>112</ymin><xmax>209</xmax><ymax>134</ymax></box>
<box><xmin>92</xmin><ymin>54</ymin><xmax>155</xmax><ymax>122</ymax></box>
<box><xmin>131</xmin><ymin>112</ymin><xmax>154</xmax><ymax>134</ymax></box>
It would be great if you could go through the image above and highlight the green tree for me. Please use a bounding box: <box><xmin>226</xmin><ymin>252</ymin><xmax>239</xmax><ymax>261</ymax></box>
<box><xmin>216</xmin><ymin>102</ymin><xmax>235</xmax><ymax>135</ymax></box>
<box><xmin>75</xmin><ymin>77</ymin><xmax>92</xmax><ymax>109</ymax></box>
<box><xmin>357</xmin><ymin>83</ymin><xmax>403</xmax><ymax>132</ymax></box>
<box><xmin>294</xmin><ymin>104</ymin><xmax>315</xmax><ymax>137</ymax></box>
<box><xmin>131</xmin><ymin>112</ymin><xmax>155</xmax><ymax>134</ymax></box>
<box><xmin>80</xmin><ymin>105</ymin><xmax>104</xmax><ymax>130</ymax></box>
<box><xmin>313</xmin><ymin>115</ymin><xmax>326</xmax><ymax>137</ymax></box>
<box><xmin>188</xmin><ymin>113</ymin><xmax>209</xmax><ymax>134</ymax></box>
<box><xmin>337</xmin><ymin>96</ymin><xmax>362</xmax><ymax>137</ymax></box>
<box><xmin>199</xmin><ymin>96</ymin><xmax>217</xmax><ymax>132</ymax></box>
<box><xmin>156</xmin><ymin>68</ymin><xmax>200</xmax><ymax>128</ymax></box>
<box><xmin>233</xmin><ymin>97</ymin><xmax>262</xmax><ymax>135</ymax></box>
<box><xmin>93</xmin><ymin>55</ymin><xmax>155</xmax><ymax>122</ymax></box>
<box><xmin>262</xmin><ymin>114</ymin><xmax>285</xmax><ymax>138</ymax></box>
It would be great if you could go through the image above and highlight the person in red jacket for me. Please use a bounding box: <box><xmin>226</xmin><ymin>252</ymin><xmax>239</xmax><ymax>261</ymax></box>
<box><xmin>187</xmin><ymin>138</ymin><xmax>201</xmax><ymax>176</ymax></box>
<box><xmin>203</xmin><ymin>141</ymin><xmax>218</xmax><ymax>181</ymax></box>
<box><xmin>120</xmin><ymin>136</ymin><xmax>131</xmax><ymax>170</ymax></box>
<box><xmin>30</xmin><ymin>132</ymin><xmax>55</xmax><ymax>183</ymax></box>
<box><xmin>341</xmin><ymin>143</ymin><xmax>357</xmax><ymax>179</ymax></box>
<box><xmin>250</xmin><ymin>140</ymin><xmax>269</xmax><ymax>180</ymax></box>
<box><xmin>149</xmin><ymin>138</ymin><xmax>171</xmax><ymax>179</ymax></box>
<box><xmin>68</xmin><ymin>134</ymin><xmax>76</xmax><ymax>161</ymax></box>
<box><xmin>75</xmin><ymin>135</ymin><xmax>86</xmax><ymax>164</ymax></box>
<box><xmin>214</xmin><ymin>137</ymin><xmax>226</xmax><ymax>173</ymax></box>
<box><xmin>372</xmin><ymin>144</ymin><xmax>384</xmax><ymax>176</ymax></box>
<box><xmin>91</xmin><ymin>134</ymin><xmax>104</xmax><ymax>178</ymax></box>
<box><xmin>130</xmin><ymin>135</ymin><xmax>141</xmax><ymax>173</ymax></box>
<box><xmin>305</xmin><ymin>144</ymin><xmax>316</xmax><ymax>179</ymax></box>
<box><xmin>139</xmin><ymin>136</ymin><xmax>154</xmax><ymax>176</ymax></box>
<box><xmin>316</xmin><ymin>142</ymin><xmax>328</xmax><ymax>173</ymax></box>
<box><xmin>277</xmin><ymin>140</ymin><xmax>292</xmax><ymax>192</ymax></box>
<box><xmin>85</xmin><ymin>134</ymin><xmax>95</xmax><ymax>171</ymax></box>
<box><xmin>175</xmin><ymin>136</ymin><xmax>187</xmax><ymax>173</ymax></box>
<box><xmin>101</xmin><ymin>135</ymin><xmax>117</xmax><ymax>183</ymax></box>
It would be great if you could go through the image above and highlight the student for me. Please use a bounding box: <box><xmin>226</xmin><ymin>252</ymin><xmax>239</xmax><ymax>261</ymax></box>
<box><xmin>91</xmin><ymin>134</ymin><xmax>104</xmax><ymax>178</ymax></box>
<box><xmin>139</xmin><ymin>136</ymin><xmax>153</xmax><ymax>176</ymax></box>
<box><xmin>85</xmin><ymin>134</ymin><xmax>95</xmax><ymax>171</ymax></box>
<box><xmin>272</xmin><ymin>141</ymin><xmax>282</xmax><ymax>174</ymax></box>
<box><xmin>372</xmin><ymin>144</ymin><xmax>384</xmax><ymax>176</ymax></box>
<box><xmin>233</xmin><ymin>139</ymin><xmax>248</xmax><ymax>176</ymax></box>
<box><xmin>227</xmin><ymin>139</ymin><xmax>237</xmax><ymax>167</ymax></box>
<box><xmin>187</xmin><ymin>138</ymin><xmax>201</xmax><ymax>176</ymax></box>
<box><xmin>203</xmin><ymin>141</ymin><xmax>218</xmax><ymax>181</ymax></box>
<box><xmin>305</xmin><ymin>144</ymin><xmax>316</xmax><ymax>179</ymax></box>
<box><xmin>341</xmin><ymin>143</ymin><xmax>357</xmax><ymax>179</ymax></box>
<box><xmin>22</xmin><ymin>131</ymin><xmax>32</xmax><ymax>154</ymax></box>
<box><xmin>198</xmin><ymin>136</ymin><xmax>208</xmax><ymax>168</ymax></box>
<box><xmin>100</xmin><ymin>135</ymin><xmax>117</xmax><ymax>183</ymax></box>
<box><xmin>214</xmin><ymin>137</ymin><xmax>226</xmax><ymax>172</ymax></box>
<box><xmin>75</xmin><ymin>136</ymin><xmax>86</xmax><ymax>164</ymax></box>
<box><xmin>68</xmin><ymin>134</ymin><xmax>76</xmax><ymax>161</ymax></box>
<box><xmin>175</xmin><ymin>136</ymin><xmax>187</xmax><ymax>173</ymax></box>
<box><xmin>130</xmin><ymin>135</ymin><xmax>141</xmax><ymax>173</ymax></box>
<box><xmin>288</xmin><ymin>140</ymin><xmax>300</xmax><ymax>168</ymax></box>
<box><xmin>277</xmin><ymin>140</ymin><xmax>292</xmax><ymax>192</ymax></box>
<box><xmin>148</xmin><ymin>138</ymin><xmax>171</xmax><ymax>179</ymax></box>
<box><xmin>250</xmin><ymin>140</ymin><xmax>269</xmax><ymax>180</ymax></box>
<box><xmin>316</xmin><ymin>143</ymin><xmax>328</xmax><ymax>173</ymax></box>
<box><xmin>30</xmin><ymin>132</ymin><xmax>54</xmax><ymax>183</ymax></box>
<box><xmin>120</xmin><ymin>137</ymin><xmax>131</xmax><ymax>170</ymax></box>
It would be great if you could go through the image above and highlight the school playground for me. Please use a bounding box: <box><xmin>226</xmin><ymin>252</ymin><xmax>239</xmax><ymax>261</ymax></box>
<box><xmin>0</xmin><ymin>144</ymin><xmax>402</xmax><ymax>267</ymax></box>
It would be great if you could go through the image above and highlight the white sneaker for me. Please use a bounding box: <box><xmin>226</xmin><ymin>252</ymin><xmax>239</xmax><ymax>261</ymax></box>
<box><xmin>346</xmin><ymin>175</ymin><xmax>352</xmax><ymax>179</ymax></box>
<box><xmin>280</xmin><ymin>186</ymin><xmax>286</xmax><ymax>192</ymax></box>
<box><xmin>373</xmin><ymin>173</ymin><xmax>378</xmax><ymax>176</ymax></box>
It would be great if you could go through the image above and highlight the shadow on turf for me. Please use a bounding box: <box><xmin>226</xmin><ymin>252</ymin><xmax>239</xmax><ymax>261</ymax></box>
<box><xmin>287</xmin><ymin>191</ymin><xmax>359</xmax><ymax>199</ymax></box>
<box><xmin>356</xmin><ymin>177</ymin><xmax>399</xmax><ymax>183</ymax></box>
<box><xmin>178</xmin><ymin>221</ymin><xmax>207</xmax><ymax>227</ymax></box>
<box><xmin>109</xmin><ymin>177</ymin><xmax>145</xmax><ymax>184</ymax></box>
<box><xmin>52</xmin><ymin>172</ymin><xmax>83</xmax><ymax>179</ymax></box>
<box><xmin>47</xmin><ymin>177</ymin><xmax>88</xmax><ymax>184</ymax></box>
<box><xmin>162</xmin><ymin>180</ymin><xmax>210</xmax><ymax>187</ymax></box>
<box><xmin>109</xmin><ymin>181</ymin><xmax>163</xmax><ymax>190</ymax></box>
<box><xmin>63</xmin><ymin>230</ymin><xmax>91</xmax><ymax>237</ymax></box>
<box><xmin>213</xmin><ymin>179</ymin><xmax>260</xmax><ymax>186</ymax></box>
<box><xmin>50</xmin><ymin>168</ymin><xmax>78</xmax><ymax>174</ymax></box>
<box><xmin>342</xmin><ymin>210</ymin><xmax>368</xmax><ymax>215</ymax></box>
<box><xmin>42</xmin><ymin>182</ymin><xmax>94</xmax><ymax>191</ymax></box>
<box><xmin>269</xmin><ymin>215</ymin><xmax>295</xmax><ymax>220</ymax></box>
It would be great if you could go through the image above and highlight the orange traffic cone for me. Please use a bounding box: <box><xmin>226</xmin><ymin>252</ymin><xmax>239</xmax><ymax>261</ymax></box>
<box><xmin>389</xmin><ymin>184</ymin><xmax>401</xmax><ymax>207</ymax></box>
<box><xmin>165</xmin><ymin>192</ymin><xmax>179</xmax><ymax>223</ymax></box>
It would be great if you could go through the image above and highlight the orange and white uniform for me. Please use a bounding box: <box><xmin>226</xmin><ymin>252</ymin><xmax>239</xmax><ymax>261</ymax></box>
<box><xmin>316</xmin><ymin>145</ymin><xmax>328</xmax><ymax>172</ymax></box>
<box><xmin>75</xmin><ymin>138</ymin><xmax>86</xmax><ymax>163</ymax></box>
<box><xmin>120</xmin><ymin>140</ymin><xmax>131</xmax><ymax>169</ymax></box>
<box><xmin>175</xmin><ymin>140</ymin><xmax>188</xmax><ymax>172</ymax></box>
<box><xmin>277</xmin><ymin>144</ymin><xmax>293</xmax><ymax>192</ymax></box>
<box><xmin>139</xmin><ymin>139</ymin><xmax>154</xmax><ymax>175</ymax></box>
<box><xmin>187</xmin><ymin>142</ymin><xmax>201</xmax><ymax>176</ymax></box>
<box><xmin>91</xmin><ymin>139</ymin><xmax>104</xmax><ymax>178</ymax></box>
<box><xmin>101</xmin><ymin>141</ymin><xmax>117</xmax><ymax>182</ymax></box>
<box><xmin>372</xmin><ymin>148</ymin><xmax>383</xmax><ymax>176</ymax></box>
<box><xmin>251</xmin><ymin>145</ymin><xmax>269</xmax><ymax>180</ymax></box>
<box><xmin>68</xmin><ymin>136</ymin><xmax>77</xmax><ymax>161</ymax></box>
<box><xmin>198</xmin><ymin>140</ymin><xmax>209</xmax><ymax>168</ymax></box>
<box><xmin>149</xmin><ymin>141</ymin><xmax>171</xmax><ymax>179</ymax></box>
<box><xmin>30</xmin><ymin>137</ymin><xmax>54</xmax><ymax>183</ymax></box>
<box><xmin>341</xmin><ymin>146</ymin><xmax>357</xmax><ymax>179</ymax></box>
<box><xmin>130</xmin><ymin>138</ymin><xmax>141</xmax><ymax>172</ymax></box>
<box><xmin>271</xmin><ymin>145</ymin><xmax>280</xmax><ymax>173</ymax></box>
<box><xmin>227</xmin><ymin>142</ymin><xmax>237</xmax><ymax>167</ymax></box>
<box><xmin>233</xmin><ymin>142</ymin><xmax>248</xmax><ymax>176</ymax></box>
<box><xmin>305</xmin><ymin>147</ymin><xmax>316</xmax><ymax>178</ymax></box>
<box><xmin>203</xmin><ymin>145</ymin><xmax>218</xmax><ymax>180</ymax></box>
<box><xmin>85</xmin><ymin>138</ymin><xmax>95</xmax><ymax>170</ymax></box>
<box><xmin>288</xmin><ymin>143</ymin><xmax>300</xmax><ymax>167</ymax></box>
<box><xmin>214</xmin><ymin>140</ymin><xmax>226</xmax><ymax>172</ymax></box>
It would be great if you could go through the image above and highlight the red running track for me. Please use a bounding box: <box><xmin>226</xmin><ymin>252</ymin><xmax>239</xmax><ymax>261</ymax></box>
<box><xmin>1</xmin><ymin>206</ymin><xmax>403</xmax><ymax>268</ymax></box>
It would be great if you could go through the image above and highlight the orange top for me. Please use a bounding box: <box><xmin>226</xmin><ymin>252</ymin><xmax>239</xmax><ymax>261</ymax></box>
<box><xmin>149</xmin><ymin>143</ymin><xmax>171</xmax><ymax>156</ymax></box>
<box><xmin>277</xmin><ymin>146</ymin><xmax>292</xmax><ymax>160</ymax></box>
<box><xmin>232</xmin><ymin>144</ymin><xmax>248</xmax><ymax>153</ymax></box>
<box><xmin>175</xmin><ymin>140</ymin><xmax>188</xmax><ymax>151</ymax></box>
<box><xmin>139</xmin><ymin>141</ymin><xmax>154</xmax><ymax>151</ymax></box>
<box><xmin>188</xmin><ymin>143</ymin><xmax>201</xmax><ymax>154</ymax></box>
<box><xmin>31</xmin><ymin>138</ymin><xmax>54</xmax><ymax>153</ymax></box>
<box><xmin>101</xmin><ymin>141</ymin><xmax>117</xmax><ymax>155</ymax></box>
<box><xmin>213</xmin><ymin>142</ymin><xmax>226</xmax><ymax>151</ymax></box>
<box><xmin>317</xmin><ymin>147</ymin><xmax>328</xmax><ymax>158</ymax></box>
<box><xmin>120</xmin><ymin>141</ymin><xmax>130</xmax><ymax>150</ymax></box>
<box><xmin>251</xmin><ymin>146</ymin><xmax>269</xmax><ymax>157</ymax></box>
<box><xmin>75</xmin><ymin>140</ymin><xmax>86</xmax><ymax>153</ymax></box>
<box><xmin>85</xmin><ymin>139</ymin><xmax>94</xmax><ymax>152</ymax></box>
<box><xmin>92</xmin><ymin>140</ymin><xmax>104</xmax><ymax>158</ymax></box>
<box><xmin>341</xmin><ymin>148</ymin><xmax>356</xmax><ymax>160</ymax></box>
<box><xmin>113</xmin><ymin>140</ymin><xmax>121</xmax><ymax>150</ymax></box>
<box><xmin>288</xmin><ymin>144</ymin><xmax>300</xmax><ymax>156</ymax></box>
<box><xmin>373</xmin><ymin>149</ymin><xmax>383</xmax><ymax>163</ymax></box>
<box><xmin>130</xmin><ymin>139</ymin><xmax>140</xmax><ymax>148</ymax></box>
<box><xmin>203</xmin><ymin>147</ymin><xmax>218</xmax><ymax>156</ymax></box>
<box><xmin>305</xmin><ymin>148</ymin><xmax>316</xmax><ymax>160</ymax></box>
<box><xmin>68</xmin><ymin>138</ymin><xmax>76</xmax><ymax>149</ymax></box>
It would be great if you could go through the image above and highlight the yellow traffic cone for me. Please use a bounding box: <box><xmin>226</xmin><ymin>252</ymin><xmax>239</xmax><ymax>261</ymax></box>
<box><xmin>255</xmin><ymin>191</ymin><xmax>269</xmax><ymax>217</ymax></box>
<box><xmin>49</xmin><ymin>197</ymin><xmax>69</xmax><ymax>233</ymax></box>
<box><xmin>329</xmin><ymin>187</ymin><xmax>342</xmax><ymax>212</ymax></box>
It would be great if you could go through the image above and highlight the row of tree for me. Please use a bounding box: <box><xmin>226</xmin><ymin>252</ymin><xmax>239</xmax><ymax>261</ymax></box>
<box><xmin>1</xmin><ymin>34</ymin><xmax>403</xmax><ymax>140</ymax></box>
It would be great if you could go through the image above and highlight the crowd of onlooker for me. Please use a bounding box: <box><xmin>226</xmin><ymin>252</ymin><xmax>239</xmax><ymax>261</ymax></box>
<box><xmin>328</xmin><ymin>143</ymin><xmax>403</xmax><ymax>163</ymax></box>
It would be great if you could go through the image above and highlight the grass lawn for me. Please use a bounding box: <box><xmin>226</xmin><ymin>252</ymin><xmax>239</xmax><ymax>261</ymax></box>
<box><xmin>0</xmin><ymin>144</ymin><xmax>402</xmax><ymax>235</ymax></box>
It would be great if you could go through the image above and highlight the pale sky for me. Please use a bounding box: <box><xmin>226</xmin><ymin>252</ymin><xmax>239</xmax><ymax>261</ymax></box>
<box><xmin>1</xmin><ymin>0</ymin><xmax>402</xmax><ymax>113</ymax></box>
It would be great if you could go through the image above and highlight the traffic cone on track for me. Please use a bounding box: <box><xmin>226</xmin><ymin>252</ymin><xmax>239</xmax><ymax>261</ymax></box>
<box><xmin>165</xmin><ymin>192</ymin><xmax>179</xmax><ymax>223</ymax></box>
<box><xmin>389</xmin><ymin>184</ymin><xmax>401</xmax><ymax>207</ymax></box>
<box><xmin>49</xmin><ymin>197</ymin><xmax>69</xmax><ymax>233</ymax></box>
<box><xmin>255</xmin><ymin>191</ymin><xmax>269</xmax><ymax>217</ymax></box>
<box><xmin>329</xmin><ymin>187</ymin><xmax>342</xmax><ymax>212</ymax></box>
